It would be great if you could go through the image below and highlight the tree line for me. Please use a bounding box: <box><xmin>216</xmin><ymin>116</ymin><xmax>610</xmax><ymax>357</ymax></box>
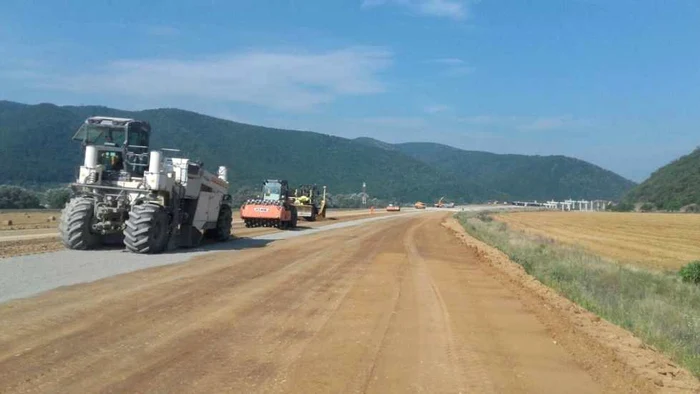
<box><xmin>0</xmin><ymin>185</ymin><xmax>71</xmax><ymax>209</ymax></box>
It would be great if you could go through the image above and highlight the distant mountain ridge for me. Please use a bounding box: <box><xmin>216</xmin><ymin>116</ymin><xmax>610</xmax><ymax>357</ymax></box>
<box><xmin>0</xmin><ymin>100</ymin><xmax>635</xmax><ymax>202</ymax></box>
<box><xmin>355</xmin><ymin>138</ymin><xmax>636</xmax><ymax>201</ymax></box>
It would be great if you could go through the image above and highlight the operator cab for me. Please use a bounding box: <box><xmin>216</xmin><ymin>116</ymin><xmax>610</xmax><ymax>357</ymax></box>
<box><xmin>72</xmin><ymin>117</ymin><xmax>151</xmax><ymax>178</ymax></box>
<box><xmin>262</xmin><ymin>179</ymin><xmax>289</xmax><ymax>201</ymax></box>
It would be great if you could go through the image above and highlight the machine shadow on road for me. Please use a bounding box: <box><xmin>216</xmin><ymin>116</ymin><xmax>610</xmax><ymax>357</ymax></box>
<box><xmin>161</xmin><ymin>237</ymin><xmax>276</xmax><ymax>255</ymax></box>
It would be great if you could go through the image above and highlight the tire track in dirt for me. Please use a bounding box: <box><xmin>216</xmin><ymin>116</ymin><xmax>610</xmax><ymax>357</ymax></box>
<box><xmin>404</xmin><ymin>218</ymin><xmax>495</xmax><ymax>393</ymax></box>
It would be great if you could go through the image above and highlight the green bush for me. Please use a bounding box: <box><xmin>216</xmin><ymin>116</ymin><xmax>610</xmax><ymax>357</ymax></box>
<box><xmin>679</xmin><ymin>261</ymin><xmax>700</xmax><ymax>284</ymax></box>
<box><xmin>0</xmin><ymin>185</ymin><xmax>42</xmax><ymax>209</ymax></box>
<box><xmin>664</xmin><ymin>200</ymin><xmax>683</xmax><ymax>211</ymax></box>
<box><xmin>610</xmin><ymin>201</ymin><xmax>634</xmax><ymax>212</ymax></box>
<box><xmin>42</xmin><ymin>188</ymin><xmax>72</xmax><ymax>209</ymax></box>
<box><xmin>640</xmin><ymin>202</ymin><xmax>654</xmax><ymax>212</ymax></box>
<box><xmin>683</xmin><ymin>204</ymin><xmax>700</xmax><ymax>213</ymax></box>
<box><xmin>476</xmin><ymin>211</ymin><xmax>493</xmax><ymax>222</ymax></box>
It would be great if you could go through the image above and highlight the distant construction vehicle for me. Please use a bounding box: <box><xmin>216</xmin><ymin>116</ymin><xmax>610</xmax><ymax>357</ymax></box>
<box><xmin>434</xmin><ymin>197</ymin><xmax>455</xmax><ymax>208</ymax></box>
<box><xmin>291</xmin><ymin>184</ymin><xmax>327</xmax><ymax>222</ymax></box>
<box><xmin>60</xmin><ymin>116</ymin><xmax>233</xmax><ymax>254</ymax></box>
<box><xmin>240</xmin><ymin>179</ymin><xmax>298</xmax><ymax>229</ymax></box>
<box><xmin>434</xmin><ymin>197</ymin><xmax>445</xmax><ymax>208</ymax></box>
<box><xmin>414</xmin><ymin>201</ymin><xmax>426</xmax><ymax>209</ymax></box>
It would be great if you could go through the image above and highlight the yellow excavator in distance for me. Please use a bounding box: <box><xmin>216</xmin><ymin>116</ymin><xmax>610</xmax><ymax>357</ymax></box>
<box><xmin>434</xmin><ymin>197</ymin><xmax>445</xmax><ymax>208</ymax></box>
<box><xmin>434</xmin><ymin>197</ymin><xmax>455</xmax><ymax>208</ymax></box>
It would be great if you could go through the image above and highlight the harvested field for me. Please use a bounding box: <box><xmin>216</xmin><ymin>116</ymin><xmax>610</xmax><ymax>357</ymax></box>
<box><xmin>495</xmin><ymin>211</ymin><xmax>700</xmax><ymax>270</ymax></box>
<box><xmin>0</xmin><ymin>210</ymin><xmax>60</xmax><ymax>231</ymax></box>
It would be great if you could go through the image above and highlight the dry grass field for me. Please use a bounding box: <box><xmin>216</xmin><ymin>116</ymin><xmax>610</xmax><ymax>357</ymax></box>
<box><xmin>494</xmin><ymin>211</ymin><xmax>700</xmax><ymax>270</ymax></box>
<box><xmin>0</xmin><ymin>210</ymin><xmax>60</xmax><ymax>230</ymax></box>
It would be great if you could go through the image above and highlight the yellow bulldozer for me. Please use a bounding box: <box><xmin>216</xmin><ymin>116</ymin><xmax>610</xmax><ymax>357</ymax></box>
<box><xmin>291</xmin><ymin>184</ymin><xmax>327</xmax><ymax>221</ymax></box>
<box><xmin>414</xmin><ymin>201</ymin><xmax>426</xmax><ymax>209</ymax></box>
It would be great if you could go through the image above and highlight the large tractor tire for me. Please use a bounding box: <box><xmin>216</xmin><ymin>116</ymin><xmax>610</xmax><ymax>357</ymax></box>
<box><xmin>290</xmin><ymin>207</ymin><xmax>298</xmax><ymax>229</ymax></box>
<box><xmin>206</xmin><ymin>205</ymin><xmax>233</xmax><ymax>241</ymax></box>
<box><xmin>124</xmin><ymin>203</ymin><xmax>170</xmax><ymax>254</ymax></box>
<box><xmin>306</xmin><ymin>206</ymin><xmax>318</xmax><ymax>222</ymax></box>
<box><xmin>59</xmin><ymin>197</ymin><xmax>100</xmax><ymax>250</ymax></box>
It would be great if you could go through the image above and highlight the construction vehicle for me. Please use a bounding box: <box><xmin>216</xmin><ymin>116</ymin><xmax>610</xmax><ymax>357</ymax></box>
<box><xmin>59</xmin><ymin>116</ymin><xmax>233</xmax><ymax>254</ymax></box>
<box><xmin>414</xmin><ymin>201</ymin><xmax>426</xmax><ymax>209</ymax></box>
<box><xmin>240</xmin><ymin>179</ymin><xmax>298</xmax><ymax>229</ymax></box>
<box><xmin>291</xmin><ymin>184</ymin><xmax>327</xmax><ymax>221</ymax></box>
<box><xmin>434</xmin><ymin>197</ymin><xmax>456</xmax><ymax>208</ymax></box>
<box><xmin>386</xmin><ymin>203</ymin><xmax>401</xmax><ymax>212</ymax></box>
<box><xmin>434</xmin><ymin>197</ymin><xmax>445</xmax><ymax>208</ymax></box>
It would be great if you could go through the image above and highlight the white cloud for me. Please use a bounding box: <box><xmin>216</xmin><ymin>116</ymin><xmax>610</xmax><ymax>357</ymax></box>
<box><xmin>424</xmin><ymin>104</ymin><xmax>451</xmax><ymax>114</ymax></box>
<box><xmin>428</xmin><ymin>57</ymin><xmax>474</xmax><ymax>76</ymax></box>
<box><xmin>431</xmin><ymin>58</ymin><xmax>465</xmax><ymax>65</ymax></box>
<box><xmin>37</xmin><ymin>47</ymin><xmax>392</xmax><ymax>112</ymax></box>
<box><xmin>362</xmin><ymin>0</ymin><xmax>474</xmax><ymax>20</ymax></box>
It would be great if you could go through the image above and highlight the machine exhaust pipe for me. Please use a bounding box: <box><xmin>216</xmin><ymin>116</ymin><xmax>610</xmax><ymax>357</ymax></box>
<box><xmin>84</xmin><ymin>145</ymin><xmax>98</xmax><ymax>168</ymax></box>
<box><xmin>148</xmin><ymin>151</ymin><xmax>162</xmax><ymax>173</ymax></box>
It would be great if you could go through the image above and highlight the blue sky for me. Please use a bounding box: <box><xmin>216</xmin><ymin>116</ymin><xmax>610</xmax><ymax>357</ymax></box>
<box><xmin>1</xmin><ymin>0</ymin><xmax>699</xmax><ymax>181</ymax></box>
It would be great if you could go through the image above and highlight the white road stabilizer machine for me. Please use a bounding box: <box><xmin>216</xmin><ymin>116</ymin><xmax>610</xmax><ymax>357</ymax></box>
<box><xmin>59</xmin><ymin>116</ymin><xmax>233</xmax><ymax>254</ymax></box>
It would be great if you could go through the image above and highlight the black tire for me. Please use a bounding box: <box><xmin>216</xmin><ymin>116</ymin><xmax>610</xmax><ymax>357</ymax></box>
<box><xmin>290</xmin><ymin>207</ymin><xmax>298</xmax><ymax>228</ymax></box>
<box><xmin>124</xmin><ymin>203</ymin><xmax>170</xmax><ymax>254</ymax></box>
<box><xmin>59</xmin><ymin>197</ymin><xmax>100</xmax><ymax>250</ymax></box>
<box><xmin>208</xmin><ymin>205</ymin><xmax>233</xmax><ymax>241</ymax></box>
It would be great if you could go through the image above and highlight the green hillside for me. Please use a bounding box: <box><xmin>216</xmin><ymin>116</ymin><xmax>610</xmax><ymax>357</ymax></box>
<box><xmin>0</xmin><ymin>101</ymin><xmax>634</xmax><ymax>202</ymax></box>
<box><xmin>0</xmin><ymin>101</ymin><xmax>487</xmax><ymax>202</ymax></box>
<box><xmin>390</xmin><ymin>141</ymin><xmax>636</xmax><ymax>200</ymax></box>
<box><xmin>624</xmin><ymin>148</ymin><xmax>700</xmax><ymax>210</ymax></box>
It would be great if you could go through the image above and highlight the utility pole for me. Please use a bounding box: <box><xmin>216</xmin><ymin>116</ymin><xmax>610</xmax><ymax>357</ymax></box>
<box><xmin>361</xmin><ymin>182</ymin><xmax>367</xmax><ymax>207</ymax></box>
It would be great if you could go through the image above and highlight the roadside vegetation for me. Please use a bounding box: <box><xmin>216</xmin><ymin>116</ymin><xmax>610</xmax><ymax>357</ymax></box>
<box><xmin>457</xmin><ymin>211</ymin><xmax>700</xmax><ymax>377</ymax></box>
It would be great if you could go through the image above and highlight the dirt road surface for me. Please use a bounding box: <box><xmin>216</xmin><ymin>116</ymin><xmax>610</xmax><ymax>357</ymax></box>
<box><xmin>0</xmin><ymin>213</ymin><xmax>656</xmax><ymax>393</ymax></box>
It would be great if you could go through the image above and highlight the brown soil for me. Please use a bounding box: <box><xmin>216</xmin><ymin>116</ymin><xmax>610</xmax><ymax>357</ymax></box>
<box><xmin>0</xmin><ymin>238</ymin><xmax>64</xmax><ymax>258</ymax></box>
<box><xmin>0</xmin><ymin>213</ymin><xmax>689</xmax><ymax>393</ymax></box>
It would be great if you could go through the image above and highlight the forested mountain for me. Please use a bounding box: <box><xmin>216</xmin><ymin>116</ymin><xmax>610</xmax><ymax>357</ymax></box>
<box><xmin>0</xmin><ymin>101</ymin><xmax>635</xmax><ymax>202</ymax></box>
<box><xmin>623</xmin><ymin>148</ymin><xmax>700</xmax><ymax>210</ymax></box>
<box><xmin>391</xmin><ymin>142</ymin><xmax>636</xmax><ymax>201</ymax></box>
